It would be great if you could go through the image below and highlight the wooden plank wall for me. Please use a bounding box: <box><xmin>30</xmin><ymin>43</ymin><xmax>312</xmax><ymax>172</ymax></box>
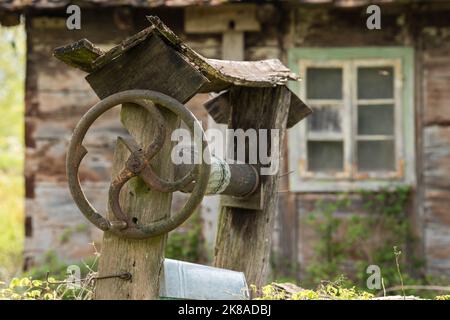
<box><xmin>420</xmin><ymin>25</ymin><xmax>450</xmax><ymax>276</ymax></box>
<box><xmin>24</xmin><ymin>9</ymin><xmax>133</xmax><ymax>269</ymax></box>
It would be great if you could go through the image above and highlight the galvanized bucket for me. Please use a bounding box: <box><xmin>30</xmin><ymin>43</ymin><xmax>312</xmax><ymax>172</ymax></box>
<box><xmin>160</xmin><ymin>259</ymin><xmax>249</xmax><ymax>300</ymax></box>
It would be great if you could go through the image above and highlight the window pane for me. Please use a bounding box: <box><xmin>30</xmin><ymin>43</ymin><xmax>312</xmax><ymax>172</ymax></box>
<box><xmin>308</xmin><ymin>106</ymin><xmax>342</xmax><ymax>134</ymax></box>
<box><xmin>308</xmin><ymin>141</ymin><xmax>343</xmax><ymax>172</ymax></box>
<box><xmin>306</xmin><ymin>68</ymin><xmax>342</xmax><ymax>99</ymax></box>
<box><xmin>358</xmin><ymin>104</ymin><xmax>394</xmax><ymax>135</ymax></box>
<box><xmin>357</xmin><ymin>67</ymin><xmax>394</xmax><ymax>99</ymax></box>
<box><xmin>357</xmin><ymin>140</ymin><xmax>395</xmax><ymax>171</ymax></box>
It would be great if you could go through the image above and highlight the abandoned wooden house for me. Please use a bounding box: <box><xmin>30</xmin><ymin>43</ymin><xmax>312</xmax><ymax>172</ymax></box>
<box><xmin>0</xmin><ymin>0</ymin><xmax>449</xmax><ymax>280</ymax></box>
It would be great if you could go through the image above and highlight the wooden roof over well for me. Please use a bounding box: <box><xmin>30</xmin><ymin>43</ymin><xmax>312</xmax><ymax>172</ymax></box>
<box><xmin>53</xmin><ymin>16</ymin><xmax>311</xmax><ymax>128</ymax></box>
<box><xmin>54</xmin><ymin>16</ymin><xmax>299</xmax><ymax>92</ymax></box>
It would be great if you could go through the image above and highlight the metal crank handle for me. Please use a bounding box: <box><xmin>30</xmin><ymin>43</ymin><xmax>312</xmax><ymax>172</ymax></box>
<box><xmin>66</xmin><ymin>90</ymin><xmax>211</xmax><ymax>239</ymax></box>
<box><xmin>175</xmin><ymin>158</ymin><xmax>259</xmax><ymax>198</ymax></box>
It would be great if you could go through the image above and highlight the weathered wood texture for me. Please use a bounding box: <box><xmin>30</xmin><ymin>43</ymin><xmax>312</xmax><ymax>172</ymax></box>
<box><xmin>185</xmin><ymin>4</ymin><xmax>260</xmax><ymax>34</ymax></box>
<box><xmin>86</xmin><ymin>34</ymin><xmax>207</xmax><ymax>101</ymax></box>
<box><xmin>273</xmin><ymin>133</ymin><xmax>298</xmax><ymax>279</ymax></box>
<box><xmin>214</xmin><ymin>85</ymin><xmax>291</xmax><ymax>288</ymax></box>
<box><xmin>149</xmin><ymin>13</ymin><xmax>273</xmax><ymax>92</ymax></box>
<box><xmin>204</xmin><ymin>87</ymin><xmax>311</xmax><ymax>129</ymax></box>
<box><xmin>54</xmin><ymin>16</ymin><xmax>299</xmax><ymax>91</ymax></box>
<box><xmin>222</xmin><ymin>31</ymin><xmax>244</xmax><ymax>61</ymax></box>
<box><xmin>94</xmin><ymin>104</ymin><xmax>177</xmax><ymax>299</ymax></box>
<box><xmin>53</xmin><ymin>39</ymin><xmax>104</xmax><ymax>73</ymax></box>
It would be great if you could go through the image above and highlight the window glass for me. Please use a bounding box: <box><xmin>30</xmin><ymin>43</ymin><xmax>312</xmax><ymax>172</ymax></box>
<box><xmin>357</xmin><ymin>66</ymin><xmax>394</xmax><ymax>99</ymax></box>
<box><xmin>308</xmin><ymin>106</ymin><xmax>342</xmax><ymax>134</ymax></box>
<box><xmin>306</xmin><ymin>68</ymin><xmax>343</xmax><ymax>99</ymax></box>
<box><xmin>308</xmin><ymin>141</ymin><xmax>344</xmax><ymax>172</ymax></box>
<box><xmin>357</xmin><ymin>104</ymin><xmax>394</xmax><ymax>135</ymax></box>
<box><xmin>357</xmin><ymin>140</ymin><xmax>395</xmax><ymax>171</ymax></box>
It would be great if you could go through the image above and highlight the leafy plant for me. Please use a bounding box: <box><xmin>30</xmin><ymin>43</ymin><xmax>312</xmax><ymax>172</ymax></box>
<box><xmin>24</xmin><ymin>250</ymin><xmax>98</xmax><ymax>281</ymax></box>
<box><xmin>0</xmin><ymin>273</ymin><xmax>96</xmax><ymax>300</ymax></box>
<box><xmin>1</xmin><ymin>250</ymin><xmax>99</xmax><ymax>301</ymax></box>
<box><xmin>254</xmin><ymin>278</ymin><xmax>374</xmax><ymax>300</ymax></box>
<box><xmin>302</xmin><ymin>187</ymin><xmax>431</xmax><ymax>294</ymax></box>
<box><xmin>165</xmin><ymin>210</ymin><xmax>205</xmax><ymax>262</ymax></box>
<box><xmin>0</xmin><ymin>277</ymin><xmax>58</xmax><ymax>300</ymax></box>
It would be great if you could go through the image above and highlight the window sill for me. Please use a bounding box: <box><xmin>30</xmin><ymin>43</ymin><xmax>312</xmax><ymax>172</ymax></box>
<box><xmin>289</xmin><ymin>178</ymin><xmax>415</xmax><ymax>193</ymax></box>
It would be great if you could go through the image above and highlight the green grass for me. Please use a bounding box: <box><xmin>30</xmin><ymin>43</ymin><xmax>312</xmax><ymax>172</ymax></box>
<box><xmin>0</xmin><ymin>24</ymin><xmax>25</xmax><ymax>281</ymax></box>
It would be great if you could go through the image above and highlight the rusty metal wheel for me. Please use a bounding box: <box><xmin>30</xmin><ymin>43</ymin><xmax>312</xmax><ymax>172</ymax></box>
<box><xmin>66</xmin><ymin>90</ymin><xmax>211</xmax><ymax>239</ymax></box>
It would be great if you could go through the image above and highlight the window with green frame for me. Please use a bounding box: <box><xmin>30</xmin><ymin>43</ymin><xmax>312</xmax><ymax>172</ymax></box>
<box><xmin>287</xmin><ymin>48</ymin><xmax>415</xmax><ymax>192</ymax></box>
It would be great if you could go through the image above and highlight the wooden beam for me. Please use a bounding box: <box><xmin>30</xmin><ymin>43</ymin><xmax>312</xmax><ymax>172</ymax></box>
<box><xmin>223</xmin><ymin>31</ymin><xmax>244</xmax><ymax>61</ymax></box>
<box><xmin>214</xmin><ymin>85</ymin><xmax>292</xmax><ymax>289</ymax></box>
<box><xmin>94</xmin><ymin>103</ymin><xmax>178</xmax><ymax>300</ymax></box>
<box><xmin>185</xmin><ymin>4</ymin><xmax>260</xmax><ymax>34</ymax></box>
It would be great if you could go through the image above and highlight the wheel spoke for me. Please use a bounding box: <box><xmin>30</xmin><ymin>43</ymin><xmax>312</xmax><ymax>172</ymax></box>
<box><xmin>66</xmin><ymin>90</ymin><xmax>211</xmax><ymax>239</ymax></box>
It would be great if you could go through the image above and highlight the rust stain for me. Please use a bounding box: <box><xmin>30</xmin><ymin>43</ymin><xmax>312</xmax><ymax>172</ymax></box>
<box><xmin>298</xmin><ymin>159</ymin><xmax>308</xmax><ymax>177</ymax></box>
<box><xmin>355</xmin><ymin>172</ymin><xmax>369</xmax><ymax>180</ymax></box>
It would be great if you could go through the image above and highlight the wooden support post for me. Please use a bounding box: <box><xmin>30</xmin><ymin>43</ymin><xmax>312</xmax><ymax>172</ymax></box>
<box><xmin>94</xmin><ymin>104</ymin><xmax>178</xmax><ymax>300</ymax></box>
<box><xmin>222</xmin><ymin>31</ymin><xmax>244</xmax><ymax>60</ymax></box>
<box><xmin>214</xmin><ymin>85</ymin><xmax>291</xmax><ymax>289</ymax></box>
<box><xmin>83</xmin><ymin>32</ymin><xmax>207</xmax><ymax>300</ymax></box>
<box><xmin>276</xmin><ymin>137</ymin><xmax>298</xmax><ymax>278</ymax></box>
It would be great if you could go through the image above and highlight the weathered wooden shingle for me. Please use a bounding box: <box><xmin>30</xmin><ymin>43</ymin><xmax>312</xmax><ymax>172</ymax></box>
<box><xmin>53</xmin><ymin>39</ymin><xmax>104</xmax><ymax>73</ymax></box>
<box><xmin>54</xmin><ymin>16</ymin><xmax>311</xmax><ymax>127</ymax></box>
<box><xmin>85</xmin><ymin>33</ymin><xmax>209</xmax><ymax>102</ymax></box>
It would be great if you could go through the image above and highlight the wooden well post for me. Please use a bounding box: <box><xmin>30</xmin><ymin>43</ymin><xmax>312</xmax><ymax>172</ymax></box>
<box><xmin>213</xmin><ymin>86</ymin><xmax>292</xmax><ymax>289</ymax></box>
<box><xmin>93</xmin><ymin>105</ymin><xmax>178</xmax><ymax>299</ymax></box>
<box><xmin>87</xmin><ymin>38</ymin><xmax>207</xmax><ymax>298</ymax></box>
<box><xmin>184</xmin><ymin>6</ymin><xmax>308</xmax><ymax>288</ymax></box>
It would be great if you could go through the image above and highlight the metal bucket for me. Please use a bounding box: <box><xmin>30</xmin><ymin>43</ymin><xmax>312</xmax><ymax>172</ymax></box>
<box><xmin>160</xmin><ymin>259</ymin><xmax>249</xmax><ymax>300</ymax></box>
